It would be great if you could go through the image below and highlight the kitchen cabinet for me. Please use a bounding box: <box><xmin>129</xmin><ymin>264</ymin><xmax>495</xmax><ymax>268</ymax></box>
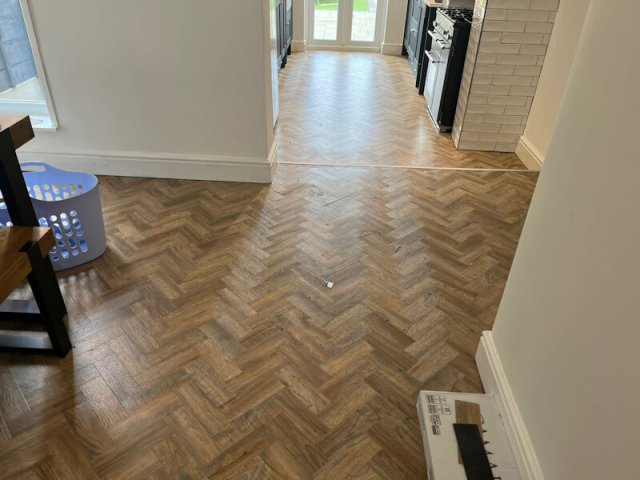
<box><xmin>403</xmin><ymin>0</ymin><xmax>424</xmax><ymax>78</ymax></box>
<box><xmin>276</xmin><ymin>0</ymin><xmax>293</xmax><ymax>69</ymax></box>
<box><xmin>403</xmin><ymin>0</ymin><xmax>440</xmax><ymax>93</ymax></box>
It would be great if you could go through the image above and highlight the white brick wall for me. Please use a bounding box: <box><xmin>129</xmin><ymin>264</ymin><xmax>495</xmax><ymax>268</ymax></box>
<box><xmin>452</xmin><ymin>0</ymin><xmax>559</xmax><ymax>153</ymax></box>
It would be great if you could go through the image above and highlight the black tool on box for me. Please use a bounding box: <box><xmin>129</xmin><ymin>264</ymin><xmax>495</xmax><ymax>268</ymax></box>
<box><xmin>453</xmin><ymin>423</ymin><xmax>495</xmax><ymax>480</ymax></box>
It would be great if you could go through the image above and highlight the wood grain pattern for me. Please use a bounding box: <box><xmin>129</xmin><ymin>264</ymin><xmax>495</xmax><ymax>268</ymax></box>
<box><xmin>0</xmin><ymin>165</ymin><xmax>537</xmax><ymax>478</ymax></box>
<box><xmin>0</xmin><ymin>227</ymin><xmax>53</xmax><ymax>302</ymax></box>
<box><xmin>275</xmin><ymin>52</ymin><xmax>527</xmax><ymax>169</ymax></box>
<box><xmin>455</xmin><ymin>400</ymin><xmax>482</xmax><ymax>464</ymax></box>
<box><xmin>0</xmin><ymin>51</ymin><xmax>538</xmax><ymax>478</ymax></box>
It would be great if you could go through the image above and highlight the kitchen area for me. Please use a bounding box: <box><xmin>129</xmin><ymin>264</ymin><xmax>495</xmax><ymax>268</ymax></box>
<box><xmin>403</xmin><ymin>0</ymin><xmax>559</xmax><ymax>158</ymax></box>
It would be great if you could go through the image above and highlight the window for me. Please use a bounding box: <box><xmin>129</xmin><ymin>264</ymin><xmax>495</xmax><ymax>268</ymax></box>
<box><xmin>0</xmin><ymin>0</ymin><xmax>56</xmax><ymax>128</ymax></box>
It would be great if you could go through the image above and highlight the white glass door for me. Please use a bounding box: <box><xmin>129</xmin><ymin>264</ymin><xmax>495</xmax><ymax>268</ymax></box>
<box><xmin>308</xmin><ymin>0</ymin><xmax>383</xmax><ymax>49</ymax></box>
<box><xmin>347</xmin><ymin>0</ymin><xmax>381</xmax><ymax>45</ymax></box>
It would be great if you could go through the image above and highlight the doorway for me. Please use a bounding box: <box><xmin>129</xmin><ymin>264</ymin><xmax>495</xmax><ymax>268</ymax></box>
<box><xmin>308</xmin><ymin>0</ymin><xmax>384</xmax><ymax>50</ymax></box>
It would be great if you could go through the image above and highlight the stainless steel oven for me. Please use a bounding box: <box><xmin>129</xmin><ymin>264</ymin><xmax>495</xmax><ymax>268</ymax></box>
<box><xmin>423</xmin><ymin>9</ymin><xmax>472</xmax><ymax>132</ymax></box>
<box><xmin>424</xmin><ymin>29</ymin><xmax>451</xmax><ymax>123</ymax></box>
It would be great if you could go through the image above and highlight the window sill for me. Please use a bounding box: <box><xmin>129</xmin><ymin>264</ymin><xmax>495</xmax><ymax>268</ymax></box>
<box><xmin>31</xmin><ymin>115</ymin><xmax>58</xmax><ymax>131</ymax></box>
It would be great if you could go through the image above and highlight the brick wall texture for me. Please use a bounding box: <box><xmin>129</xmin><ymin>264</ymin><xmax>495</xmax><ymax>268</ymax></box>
<box><xmin>452</xmin><ymin>0</ymin><xmax>559</xmax><ymax>153</ymax></box>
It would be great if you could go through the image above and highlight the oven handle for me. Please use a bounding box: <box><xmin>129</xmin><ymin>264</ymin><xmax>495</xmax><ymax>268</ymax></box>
<box><xmin>425</xmin><ymin>50</ymin><xmax>441</xmax><ymax>64</ymax></box>
<box><xmin>428</xmin><ymin>29</ymin><xmax>451</xmax><ymax>49</ymax></box>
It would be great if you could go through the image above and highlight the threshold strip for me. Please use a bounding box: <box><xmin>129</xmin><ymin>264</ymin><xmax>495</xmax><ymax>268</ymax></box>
<box><xmin>278</xmin><ymin>161</ymin><xmax>538</xmax><ymax>173</ymax></box>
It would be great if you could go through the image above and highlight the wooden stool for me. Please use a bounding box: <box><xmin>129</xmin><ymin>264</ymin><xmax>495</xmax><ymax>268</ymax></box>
<box><xmin>0</xmin><ymin>115</ymin><xmax>72</xmax><ymax>357</ymax></box>
<box><xmin>0</xmin><ymin>227</ymin><xmax>71</xmax><ymax>357</ymax></box>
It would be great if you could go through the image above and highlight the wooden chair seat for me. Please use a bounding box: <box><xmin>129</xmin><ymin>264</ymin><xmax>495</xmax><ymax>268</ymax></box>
<box><xmin>0</xmin><ymin>227</ymin><xmax>54</xmax><ymax>303</ymax></box>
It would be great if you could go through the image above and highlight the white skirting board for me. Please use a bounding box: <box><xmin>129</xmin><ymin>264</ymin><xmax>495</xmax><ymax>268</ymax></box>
<box><xmin>476</xmin><ymin>331</ymin><xmax>544</xmax><ymax>480</ymax></box>
<box><xmin>307</xmin><ymin>44</ymin><xmax>382</xmax><ymax>52</ymax></box>
<box><xmin>18</xmin><ymin>142</ymin><xmax>279</xmax><ymax>184</ymax></box>
<box><xmin>291</xmin><ymin>40</ymin><xmax>306</xmax><ymax>52</ymax></box>
<box><xmin>381</xmin><ymin>42</ymin><xmax>403</xmax><ymax>56</ymax></box>
<box><xmin>515</xmin><ymin>136</ymin><xmax>543</xmax><ymax>171</ymax></box>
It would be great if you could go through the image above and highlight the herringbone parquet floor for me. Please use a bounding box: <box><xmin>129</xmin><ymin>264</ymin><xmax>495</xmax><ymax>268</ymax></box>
<box><xmin>275</xmin><ymin>52</ymin><xmax>527</xmax><ymax>169</ymax></box>
<box><xmin>0</xmin><ymin>52</ymin><xmax>538</xmax><ymax>479</ymax></box>
<box><xmin>0</xmin><ymin>166</ymin><xmax>537</xmax><ymax>479</ymax></box>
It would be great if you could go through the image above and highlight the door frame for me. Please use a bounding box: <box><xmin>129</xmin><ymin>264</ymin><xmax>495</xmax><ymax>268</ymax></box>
<box><xmin>306</xmin><ymin>0</ymin><xmax>387</xmax><ymax>51</ymax></box>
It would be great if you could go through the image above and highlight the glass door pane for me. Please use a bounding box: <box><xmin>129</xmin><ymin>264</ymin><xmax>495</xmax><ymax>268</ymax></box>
<box><xmin>350</xmin><ymin>0</ymin><xmax>377</xmax><ymax>43</ymax></box>
<box><xmin>0</xmin><ymin>0</ymin><xmax>46</xmax><ymax>114</ymax></box>
<box><xmin>313</xmin><ymin>0</ymin><xmax>339</xmax><ymax>41</ymax></box>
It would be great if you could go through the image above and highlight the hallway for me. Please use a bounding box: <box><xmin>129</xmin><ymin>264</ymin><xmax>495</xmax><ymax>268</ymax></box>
<box><xmin>0</xmin><ymin>52</ymin><xmax>539</xmax><ymax>478</ymax></box>
<box><xmin>275</xmin><ymin>51</ymin><xmax>528</xmax><ymax>170</ymax></box>
<box><xmin>0</xmin><ymin>166</ymin><xmax>537</xmax><ymax>478</ymax></box>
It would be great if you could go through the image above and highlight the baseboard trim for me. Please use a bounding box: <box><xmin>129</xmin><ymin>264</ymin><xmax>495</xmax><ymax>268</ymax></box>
<box><xmin>515</xmin><ymin>136</ymin><xmax>544</xmax><ymax>171</ymax></box>
<box><xmin>18</xmin><ymin>147</ymin><xmax>276</xmax><ymax>183</ymax></box>
<box><xmin>307</xmin><ymin>44</ymin><xmax>381</xmax><ymax>52</ymax></box>
<box><xmin>381</xmin><ymin>42</ymin><xmax>403</xmax><ymax>56</ymax></box>
<box><xmin>292</xmin><ymin>40</ymin><xmax>306</xmax><ymax>52</ymax></box>
<box><xmin>280</xmin><ymin>161</ymin><xmax>534</xmax><ymax>173</ymax></box>
<box><xmin>476</xmin><ymin>331</ymin><xmax>544</xmax><ymax>480</ymax></box>
<box><xmin>268</xmin><ymin>141</ymin><xmax>279</xmax><ymax>178</ymax></box>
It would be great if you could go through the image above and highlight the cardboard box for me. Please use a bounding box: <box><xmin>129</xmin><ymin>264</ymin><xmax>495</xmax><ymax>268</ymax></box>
<box><xmin>417</xmin><ymin>391</ymin><xmax>521</xmax><ymax>479</ymax></box>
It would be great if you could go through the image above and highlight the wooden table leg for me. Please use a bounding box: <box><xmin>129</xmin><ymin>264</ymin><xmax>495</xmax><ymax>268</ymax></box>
<box><xmin>0</xmin><ymin>117</ymin><xmax>71</xmax><ymax>357</ymax></box>
<box><xmin>23</xmin><ymin>241</ymin><xmax>71</xmax><ymax>357</ymax></box>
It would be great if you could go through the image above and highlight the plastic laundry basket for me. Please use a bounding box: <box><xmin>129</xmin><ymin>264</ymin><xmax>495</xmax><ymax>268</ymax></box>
<box><xmin>0</xmin><ymin>162</ymin><xmax>107</xmax><ymax>271</ymax></box>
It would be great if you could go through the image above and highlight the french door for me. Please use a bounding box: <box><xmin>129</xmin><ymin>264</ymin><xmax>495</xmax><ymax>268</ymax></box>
<box><xmin>308</xmin><ymin>0</ymin><xmax>384</xmax><ymax>49</ymax></box>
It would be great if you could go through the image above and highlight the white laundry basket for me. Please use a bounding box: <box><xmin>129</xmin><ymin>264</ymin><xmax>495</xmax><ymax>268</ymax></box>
<box><xmin>0</xmin><ymin>162</ymin><xmax>107</xmax><ymax>271</ymax></box>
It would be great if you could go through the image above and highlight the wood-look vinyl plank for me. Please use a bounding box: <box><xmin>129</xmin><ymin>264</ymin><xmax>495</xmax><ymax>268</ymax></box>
<box><xmin>94</xmin><ymin>354</ymin><xmax>145</xmax><ymax>412</ymax></box>
<box><xmin>312</xmin><ymin>435</ymin><xmax>381</xmax><ymax>480</ymax></box>
<box><xmin>275</xmin><ymin>52</ymin><xmax>526</xmax><ymax>170</ymax></box>
<box><xmin>0</xmin><ymin>371</ymin><xmax>29</xmax><ymax>421</ymax></box>
<box><xmin>63</xmin><ymin>402</ymin><xmax>114</xmax><ymax>458</ymax></box>
<box><xmin>0</xmin><ymin>51</ymin><xmax>538</xmax><ymax>478</ymax></box>
<box><xmin>80</xmin><ymin>376</ymin><xmax>128</xmax><ymax>429</ymax></box>
<box><xmin>168</xmin><ymin>407</ymin><xmax>220</xmax><ymax>464</ymax></box>
<box><xmin>261</xmin><ymin>441</ymin><xmax>314</xmax><ymax>480</ymax></box>
<box><xmin>46</xmin><ymin>428</ymin><xmax>101</xmax><ymax>479</ymax></box>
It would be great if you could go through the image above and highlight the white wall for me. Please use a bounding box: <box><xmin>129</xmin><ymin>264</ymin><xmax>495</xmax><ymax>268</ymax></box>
<box><xmin>22</xmin><ymin>0</ymin><xmax>275</xmax><ymax>182</ymax></box>
<box><xmin>293</xmin><ymin>0</ymin><xmax>307</xmax><ymax>51</ymax></box>
<box><xmin>489</xmin><ymin>0</ymin><xmax>640</xmax><ymax>478</ymax></box>
<box><xmin>516</xmin><ymin>0</ymin><xmax>587</xmax><ymax>168</ymax></box>
<box><xmin>381</xmin><ymin>0</ymin><xmax>406</xmax><ymax>55</ymax></box>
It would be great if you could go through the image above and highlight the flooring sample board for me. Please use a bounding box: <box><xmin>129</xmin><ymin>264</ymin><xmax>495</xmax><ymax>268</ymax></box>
<box><xmin>417</xmin><ymin>391</ymin><xmax>521</xmax><ymax>480</ymax></box>
<box><xmin>455</xmin><ymin>400</ymin><xmax>482</xmax><ymax>464</ymax></box>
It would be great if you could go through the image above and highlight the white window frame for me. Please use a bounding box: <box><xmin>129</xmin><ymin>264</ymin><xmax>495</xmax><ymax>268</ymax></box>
<box><xmin>0</xmin><ymin>0</ymin><xmax>59</xmax><ymax>130</ymax></box>
<box><xmin>307</xmin><ymin>0</ymin><xmax>387</xmax><ymax>51</ymax></box>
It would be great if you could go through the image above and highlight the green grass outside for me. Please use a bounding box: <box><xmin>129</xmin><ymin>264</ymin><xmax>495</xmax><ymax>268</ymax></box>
<box><xmin>315</xmin><ymin>0</ymin><xmax>370</xmax><ymax>11</ymax></box>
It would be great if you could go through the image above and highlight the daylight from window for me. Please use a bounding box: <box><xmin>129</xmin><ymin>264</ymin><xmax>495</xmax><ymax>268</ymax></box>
<box><xmin>313</xmin><ymin>0</ymin><xmax>378</xmax><ymax>42</ymax></box>
<box><xmin>0</xmin><ymin>0</ymin><xmax>50</xmax><ymax>123</ymax></box>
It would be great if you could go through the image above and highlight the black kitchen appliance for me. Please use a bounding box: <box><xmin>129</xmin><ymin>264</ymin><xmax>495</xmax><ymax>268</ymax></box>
<box><xmin>423</xmin><ymin>8</ymin><xmax>472</xmax><ymax>132</ymax></box>
<box><xmin>403</xmin><ymin>0</ymin><xmax>439</xmax><ymax>87</ymax></box>
<box><xmin>276</xmin><ymin>0</ymin><xmax>293</xmax><ymax>69</ymax></box>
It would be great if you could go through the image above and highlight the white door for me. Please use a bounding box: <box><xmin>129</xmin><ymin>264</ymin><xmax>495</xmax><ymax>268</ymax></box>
<box><xmin>308</xmin><ymin>0</ymin><xmax>384</xmax><ymax>49</ymax></box>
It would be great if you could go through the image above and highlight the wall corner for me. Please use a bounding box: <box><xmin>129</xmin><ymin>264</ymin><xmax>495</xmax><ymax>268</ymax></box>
<box><xmin>515</xmin><ymin>136</ymin><xmax>544</xmax><ymax>171</ymax></box>
<box><xmin>476</xmin><ymin>331</ymin><xmax>544</xmax><ymax>480</ymax></box>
